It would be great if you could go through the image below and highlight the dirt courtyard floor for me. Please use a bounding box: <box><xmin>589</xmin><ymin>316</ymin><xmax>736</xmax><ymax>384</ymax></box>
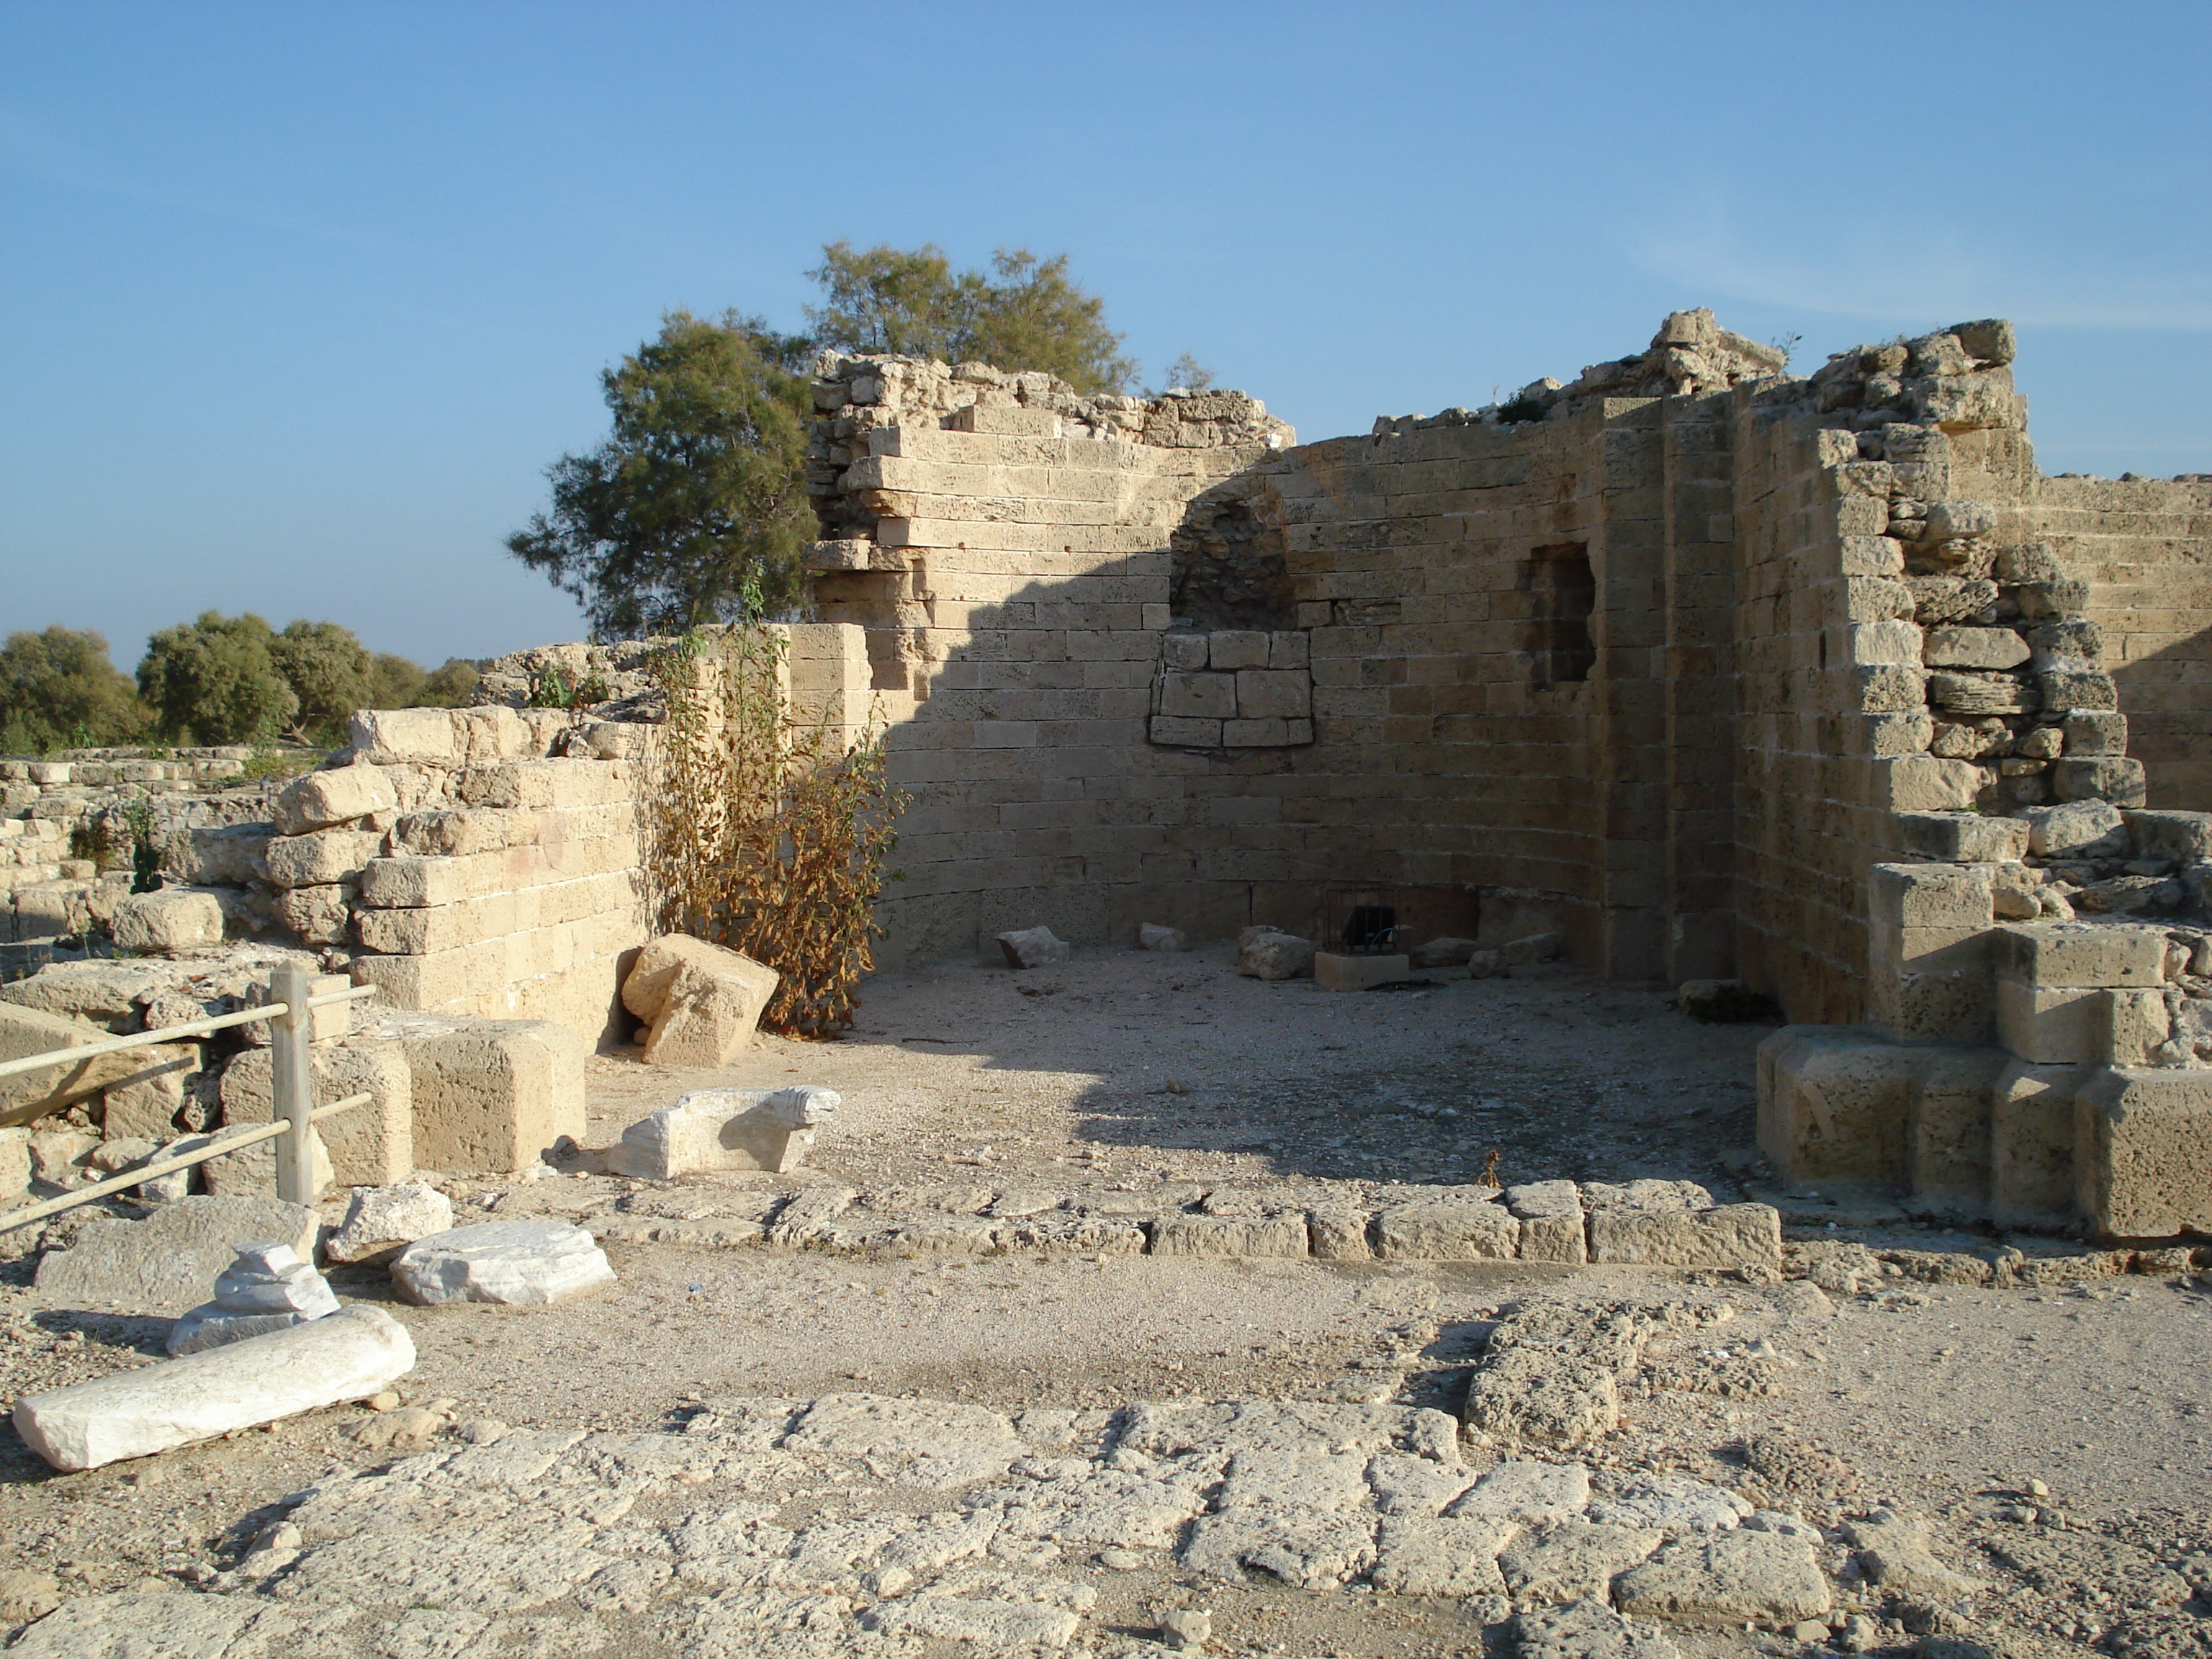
<box><xmin>0</xmin><ymin>945</ymin><xmax>2208</xmax><ymax>1658</ymax></box>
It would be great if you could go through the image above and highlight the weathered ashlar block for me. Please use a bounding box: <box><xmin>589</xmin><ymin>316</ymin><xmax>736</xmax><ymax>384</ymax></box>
<box><xmin>1990</xmin><ymin>1059</ymin><xmax>2086</xmax><ymax>1223</ymax></box>
<box><xmin>360</xmin><ymin>1012</ymin><xmax>585</xmax><ymax>1174</ymax></box>
<box><xmin>2076</xmin><ymin>1069</ymin><xmax>2212</xmax><ymax>1238</ymax></box>
<box><xmin>1994</xmin><ymin>922</ymin><xmax>2169</xmax><ymax>1066</ymax></box>
<box><xmin>621</xmin><ymin>935</ymin><xmax>779</xmax><ymax>1068</ymax></box>
<box><xmin>1866</xmin><ymin>863</ymin><xmax>1995</xmax><ymax>1045</ymax></box>
<box><xmin>219</xmin><ymin>1042</ymin><xmax>413</xmax><ymax>1189</ymax></box>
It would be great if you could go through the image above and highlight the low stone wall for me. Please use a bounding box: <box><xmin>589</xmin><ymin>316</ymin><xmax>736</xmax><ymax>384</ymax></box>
<box><xmin>594</xmin><ymin>1174</ymin><xmax>1781</xmax><ymax>1272</ymax></box>
<box><xmin>0</xmin><ymin>749</ymin><xmax>275</xmax><ymax>946</ymax></box>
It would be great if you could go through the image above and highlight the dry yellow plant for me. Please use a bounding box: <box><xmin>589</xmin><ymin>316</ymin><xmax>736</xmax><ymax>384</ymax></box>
<box><xmin>639</xmin><ymin>626</ymin><xmax>907</xmax><ymax>1038</ymax></box>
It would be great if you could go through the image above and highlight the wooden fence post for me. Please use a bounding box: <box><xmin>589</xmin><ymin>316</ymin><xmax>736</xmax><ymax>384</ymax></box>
<box><xmin>270</xmin><ymin>963</ymin><xmax>314</xmax><ymax>1207</ymax></box>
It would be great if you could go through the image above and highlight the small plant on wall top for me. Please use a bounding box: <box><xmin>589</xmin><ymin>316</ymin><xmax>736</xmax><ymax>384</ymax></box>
<box><xmin>640</xmin><ymin>616</ymin><xmax>907</xmax><ymax>1038</ymax></box>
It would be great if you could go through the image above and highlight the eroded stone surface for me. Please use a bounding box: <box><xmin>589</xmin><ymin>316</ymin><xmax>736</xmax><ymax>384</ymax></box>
<box><xmin>1611</xmin><ymin>1529</ymin><xmax>1831</xmax><ymax>1622</ymax></box>
<box><xmin>390</xmin><ymin>1219</ymin><xmax>614</xmax><ymax>1307</ymax></box>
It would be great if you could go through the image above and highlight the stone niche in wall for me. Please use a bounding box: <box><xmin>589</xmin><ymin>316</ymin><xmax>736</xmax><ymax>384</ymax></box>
<box><xmin>1151</xmin><ymin>493</ymin><xmax>1310</xmax><ymax>747</ymax></box>
<box><xmin>1148</xmin><ymin>629</ymin><xmax>1313</xmax><ymax>748</ymax></box>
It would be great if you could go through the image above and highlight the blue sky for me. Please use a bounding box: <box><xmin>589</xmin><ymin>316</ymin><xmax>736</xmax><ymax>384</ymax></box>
<box><xmin>4</xmin><ymin>2</ymin><xmax>2208</xmax><ymax>667</ymax></box>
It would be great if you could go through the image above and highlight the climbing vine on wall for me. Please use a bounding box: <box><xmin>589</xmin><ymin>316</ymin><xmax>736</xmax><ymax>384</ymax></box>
<box><xmin>641</xmin><ymin>623</ymin><xmax>906</xmax><ymax>1038</ymax></box>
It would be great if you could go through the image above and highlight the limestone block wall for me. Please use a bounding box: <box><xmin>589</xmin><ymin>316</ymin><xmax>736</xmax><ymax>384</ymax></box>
<box><xmin>1761</xmin><ymin>834</ymin><xmax>2212</xmax><ymax>1239</ymax></box>
<box><xmin>811</xmin><ymin>331</ymin><xmax>1791</xmax><ymax>976</ymax></box>
<box><xmin>1213</xmin><ymin>403</ymin><xmax>1637</xmax><ymax>974</ymax></box>
<box><xmin>1727</xmin><ymin>322</ymin><xmax>2160</xmax><ymax>1025</ymax></box>
<box><xmin>2034</xmin><ymin>476</ymin><xmax>2212</xmax><ymax>813</ymax></box>
<box><xmin>0</xmin><ymin>750</ymin><xmax>273</xmax><ymax>948</ymax></box>
<box><xmin>336</xmin><ymin>707</ymin><xmax>647</xmax><ymax>1046</ymax></box>
<box><xmin>339</xmin><ymin>622</ymin><xmax>876</xmax><ymax>1046</ymax></box>
<box><xmin>805</xmin><ymin>356</ymin><xmax>1295</xmax><ymax>961</ymax></box>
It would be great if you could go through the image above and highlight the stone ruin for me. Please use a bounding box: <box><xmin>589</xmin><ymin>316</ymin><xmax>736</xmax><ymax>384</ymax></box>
<box><xmin>3</xmin><ymin>307</ymin><xmax>2211</xmax><ymax>1242</ymax></box>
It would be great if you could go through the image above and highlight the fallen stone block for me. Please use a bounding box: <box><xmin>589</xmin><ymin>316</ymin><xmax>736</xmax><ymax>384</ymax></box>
<box><xmin>325</xmin><ymin>1180</ymin><xmax>455</xmax><ymax>1264</ymax></box>
<box><xmin>1408</xmin><ymin>937</ymin><xmax>1479</xmax><ymax>969</ymax></box>
<box><xmin>390</xmin><ymin>1218</ymin><xmax>615</xmax><ymax>1306</ymax></box>
<box><xmin>12</xmin><ymin>1304</ymin><xmax>414</xmax><ymax>1471</ymax></box>
<box><xmin>997</xmin><ymin>925</ymin><xmax>1071</xmax><ymax>969</ymax></box>
<box><xmin>0</xmin><ymin>1001</ymin><xmax>157</xmax><ymax>1125</ymax></box>
<box><xmin>112</xmin><ymin>889</ymin><xmax>226</xmax><ymax>955</ymax></box>
<box><xmin>199</xmin><ymin>1117</ymin><xmax>335</xmax><ymax>1204</ymax></box>
<box><xmin>99</xmin><ymin>1041</ymin><xmax>202</xmax><ymax>1140</ymax></box>
<box><xmin>218</xmin><ymin>1041</ymin><xmax>410</xmax><ymax>1189</ymax></box>
<box><xmin>273</xmin><ymin>763</ymin><xmax>399</xmax><ymax>837</ymax></box>
<box><xmin>606</xmin><ymin>1084</ymin><xmax>839</xmax><ymax>1179</ymax></box>
<box><xmin>33</xmin><ymin>1195</ymin><xmax>320</xmax><ymax>1316</ymax></box>
<box><xmin>1138</xmin><ymin>922</ymin><xmax>1187</xmax><ymax>952</ymax></box>
<box><xmin>166</xmin><ymin>1240</ymin><xmax>340</xmax><ymax>1356</ymax></box>
<box><xmin>621</xmin><ymin>935</ymin><xmax>781</xmax><ymax>1067</ymax></box>
<box><xmin>1236</xmin><ymin>929</ymin><xmax>1314</xmax><ymax>980</ymax></box>
<box><xmin>1586</xmin><ymin>1205</ymin><xmax>1781</xmax><ymax>1270</ymax></box>
<box><xmin>1315</xmin><ymin>952</ymin><xmax>1411</xmax><ymax>992</ymax></box>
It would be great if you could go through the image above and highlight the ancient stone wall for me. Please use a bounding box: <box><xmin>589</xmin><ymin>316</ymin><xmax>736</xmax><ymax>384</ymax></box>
<box><xmin>804</xmin><ymin>357</ymin><xmax>1294</xmax><ymax>960</ymax></box>
<box><xmin>6</xmin><ymin>309</ymin><xmax>2204</xmax><ymax>1075</ymax></box>
<box><xmin>0</xmin><ymin>749</ymin><xmax>270</xmax><ymax>948</ymax></box>
<box><xmin>2034</xmin><ymin>475</ymin><xmax>2212</xmax><ymax>813</ymax></box>
<box><xmin>810</xmin><ymin>321</ymin><xmax>1799</xmax><ymax>976</ymax></box>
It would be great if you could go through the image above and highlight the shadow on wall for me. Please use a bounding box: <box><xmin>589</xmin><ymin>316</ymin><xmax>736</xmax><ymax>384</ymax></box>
<box><xmin>857</xmin><ymin>529</ymin><xmax>1592</xmax><ymax>972</ymax></box>
<box><xmin>2112</xmin><ymin>629</ymin><xmax>2212</xmax><ymax>817</ymax></box>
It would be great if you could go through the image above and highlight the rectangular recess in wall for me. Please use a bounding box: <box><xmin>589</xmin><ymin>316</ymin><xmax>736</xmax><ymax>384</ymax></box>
<box><xmin>1529</xmin><ymin>542</ymin><xmax>1596</xmax><ymax>687</ymax></box>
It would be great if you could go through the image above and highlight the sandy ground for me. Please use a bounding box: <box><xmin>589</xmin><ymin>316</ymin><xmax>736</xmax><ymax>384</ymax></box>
<box><xmin>584</xmin><ymin>945</ymin><xmax>1772</xmax><ymax>1194</ymax></box>
<box><xmin>0</xmin><ymin>945</ymin><xmax>2205</xmax><ymax>1656</ymax></box>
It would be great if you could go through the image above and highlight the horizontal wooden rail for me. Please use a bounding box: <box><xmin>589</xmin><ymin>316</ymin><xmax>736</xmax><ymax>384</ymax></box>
<box><xmin>0</xmin><ymin>982</ymin><xmax>382</xmax><ymax>1083</ymax></box>
<box><xmin>0</xmin><ymin>1092</ymin><xmax>373</xmax><ymax>1235</ymax></box>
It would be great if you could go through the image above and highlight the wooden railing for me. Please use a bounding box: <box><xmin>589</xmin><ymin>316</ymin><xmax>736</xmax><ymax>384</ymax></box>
<box><xmin>0</xmin><ymin>963</ymin><xmax>379</xmax><ymax>1229</ymax></box>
